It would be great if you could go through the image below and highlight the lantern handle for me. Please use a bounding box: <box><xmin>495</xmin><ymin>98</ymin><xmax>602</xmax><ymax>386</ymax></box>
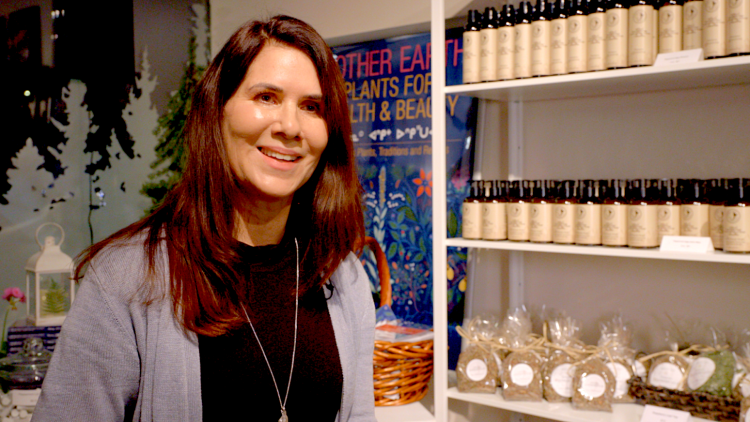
<box><xmin>35</xmin><ymin>222</ymin><xmax>65</xmax><ymax>249</ymax></box>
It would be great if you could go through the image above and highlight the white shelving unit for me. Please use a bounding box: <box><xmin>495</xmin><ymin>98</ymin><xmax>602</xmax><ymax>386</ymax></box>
<box><xmin>429</xmin><ymin>1</ymin><xmax>750</xmax><ymax>422</ymax></box>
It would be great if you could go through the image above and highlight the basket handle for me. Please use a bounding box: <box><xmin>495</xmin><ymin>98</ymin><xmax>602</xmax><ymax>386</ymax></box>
<box><xmin>357</xmin><ymin>236</ymin><xmax>392</xmax><ymax>308</ymax></box>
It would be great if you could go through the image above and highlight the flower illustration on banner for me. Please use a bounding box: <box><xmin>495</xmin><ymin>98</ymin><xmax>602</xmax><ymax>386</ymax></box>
<box><xmin>412</xmin><ymin>169</ymin><xmax>432</xmax><ymax>197</ymax></box>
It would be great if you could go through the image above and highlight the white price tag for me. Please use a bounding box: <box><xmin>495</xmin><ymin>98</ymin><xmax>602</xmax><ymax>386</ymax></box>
<box><xmin>660</xmin><ymin>236</ymin><xmax>714</xmax><ymax>254</ymax></box>
<box><xmin>640</xmin><ymin>404</ymin><xmax>691</xmax><ymax>422</ymax></box>
<box><xmin>653</xmin><ymin>49</ymin><xmax>704</xmax><ymax>66</ymax></box>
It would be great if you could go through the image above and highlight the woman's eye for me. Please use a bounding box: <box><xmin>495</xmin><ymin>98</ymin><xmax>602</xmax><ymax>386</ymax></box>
<box><xmin>303</xmin><ymin>102</ymin><xmax>321</xmax><ymax>113</ymax></box>
<box><xmin>259</xmin><ymin>94</ymin><xmax>273</xmax><ymax>102</ymax></box>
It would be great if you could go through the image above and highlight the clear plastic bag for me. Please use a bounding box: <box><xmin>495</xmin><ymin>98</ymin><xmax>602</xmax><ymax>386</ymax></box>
<box><xmin>686</xmin><ymin>327</ymin><xmax>735</xmax><ymax>397</ymax></box>
<box><xmin>500</xmin><ymin>306</ymin><xmax>544</xmax><ymax>401</ymax></box>
<box><xmin>571</xmin><ymin>357</ymin><xmax>616</xmax><ymax>412</ymax></box>
<box><xmin>542</xmin><ymin>313</ymin><xmax>583</xmax><ymax>402</ymax></box>
<box><xmin>598</xmin><ymin>315</ymin><xmax>637</xmax><ymax>403</ymax></box>
<box><xmin>456</xmin><ymin>314</ymin><xmax>502</xmax><ymax>393</ymax></box>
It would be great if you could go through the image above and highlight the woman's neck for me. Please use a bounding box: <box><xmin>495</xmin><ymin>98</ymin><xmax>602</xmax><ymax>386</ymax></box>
<box><xmin>233</xmin><ymin>196</ymin><xmax>292</xmax><ymax>246</ymax></box>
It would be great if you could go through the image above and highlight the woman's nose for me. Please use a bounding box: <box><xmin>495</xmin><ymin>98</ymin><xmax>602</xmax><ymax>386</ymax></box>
<box><xmin>275</xmin><ymin>102</ymin><xmax>301</xmax><ymax>140</ymax></box>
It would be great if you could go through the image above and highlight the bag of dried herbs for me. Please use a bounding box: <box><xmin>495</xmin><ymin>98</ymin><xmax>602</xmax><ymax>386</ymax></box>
<box><xmin>736</xmin><ymin>341</ymin><xmax>750</xmax><ymax>422</ymax></box>
<box><xmin>598</xmin><ymin>315</ymin><xmax>638</xmax><ymax>403</ymax></box>
<box><xmin>500</xmin><ymin>306</ymin><xmax>546</xmax><ymax>401</ymax></box>
<box><xmin>686</xmin><ymin>328</ymin><xmax>735</xmax><ymax>397</ymax></box>
<box><xmin>645</xmin><ymin>324</ymin><xmax>694</xmax><ymax>392</ymax></box>
<box><xmin>456</xmin><ymin>314</ymin><xmax>503</xmax><ymax>393</ymax></box>
<box><xmin>571</xmin><ymin>355</ymin><xmax>616</xmax><ymax>412</ymax></box>
<box><xmin>542</xmin><ymin>313</ymin><xmax>586</xmax><ymax>403</ymax></box>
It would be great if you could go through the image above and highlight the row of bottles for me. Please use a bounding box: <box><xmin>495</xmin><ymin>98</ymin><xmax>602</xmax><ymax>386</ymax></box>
<box><xmin>462</xmin><ymin>0</ymin><xmax>750</xmax><ymax>83</ymax></box>
<box><xmin>461</xmin><ymin>178</ymin><xmax>750</xmax><ymax>252</ymax></box>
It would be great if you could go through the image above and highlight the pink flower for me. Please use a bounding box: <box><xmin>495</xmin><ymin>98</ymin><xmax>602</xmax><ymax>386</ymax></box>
<box><xmin>2</xmin><ymin>287</ymin><xmax>25</xmax><ymax>303</ymax></box>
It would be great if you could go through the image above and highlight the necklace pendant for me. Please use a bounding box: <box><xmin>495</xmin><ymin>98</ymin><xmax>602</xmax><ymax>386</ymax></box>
<box><xmin>279</xmin><ymin>408</ymin><xmax>288</xmax><ymax>422</ymax></box>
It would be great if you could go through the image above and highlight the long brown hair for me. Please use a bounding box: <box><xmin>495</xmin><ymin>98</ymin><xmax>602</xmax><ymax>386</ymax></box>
<box><xmin>76</xmin><ymin>15</ymin><xmax>364</xmax><ymax>336</ymax></box>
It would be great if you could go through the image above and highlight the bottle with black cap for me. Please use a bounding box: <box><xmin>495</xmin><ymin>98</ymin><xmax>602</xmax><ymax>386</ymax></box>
<box><xmin>463</xmin><ymin>180</ymin><xmax>483</xmax><ymax>239</ymax></box>
<box><xmin>588</xmin><ymin>0</ymin><xmax>608</xmax><ymax>71</ymax></box>
<box><xmin>658</xmin><ymin>0</ymin><xmax>684</xmax><ymax>53</ymax></box>
<box><xmin>708</xmin><ymin>178</ymin><xmax>728</xmax><ymax>250</ymax></box>
<box><xmin>629</xmin><ymin>0</ymin><xmax>656</xmax><ymax>66</ymax></box>
<box><xmin>627</xmin><ymin>179</ymin><xmax>659</xmax><ymax>248</ymax></box>
<box><xmin>683</xmin><ymin>0</ymin><xmax>703</xmax><ymax>50</ymax></box>
<box><xmin>567</xmin><ymin>0</ymin><xmax>589</xmax><ymax>72</ymax></box>
<box><xmin>515</xmin><ymin>0</ymin><xmax>534</xmax><ymax>78</ymax></box>
<box><xmin>553</xmin><ymin>180</ymin><xmax>578</xmax><ymax>244</ymax></box>
<box><xmin>575</xmin><ymin>179</ymin><xmax>602</xmax><ymax>245</ymax></box>
<box><xmin>602</xmin><ymin>179</ymin><xmax>629</xmax><ymax>246</ymax></box>
<box><xmin>482</xmin><ymin>180</ymin><xmax>508</xmax><ymax>240</ymax></box>
<box><xmin>498</xmin><ymin>4</ymin><xmax>517</xmax><ymax>80</ymax></box>
<box><xmin>723</xmin><ymin>178</ymin><xmax>750</xmax><ymax>253</ymax></box>
<box><xmin>606</xmin><ymin>0</ymin><xmax>629</xmax><ymax>68</ymax></box>
<box><xmin>532</xmin><ymin>0</ymin><xmax>552</xmax><ymax>77</ymax></box>
<box><xmin>656</xmin><ymin>178</ymin><xmax>681</xmax><ymax>244</ymax></box>
<box><xmin>530</xmin><ymin>180</ymin><xmax>554</xmax><ymax>242</ymax></box>
<box><xmin>508</xmin><ymin>180</ymin><xmax>531</xmax><ymax>241</ymax></box>
<box><xmin>678</xmin><ymin>178</ymin><xmax>710</xmax><ymax>237</ymax></box>
<box><xmin>727</xmin><ymin>0</ymin><xmax>750</xmax><ymax>55</ymax></box>
<box><xmin>550</xmin><ymin>0</ymin><xmax>570</xmax><ymax>74</ymax></box>
<box><xmin>481</xmin><ymin>7</ymin><xmax>500</xmax><ymax>82</ymax></box>
<box><xmin>463</xmin><ymin>10</ymin><xmax>482</xmax><ymax>84</ymax></box>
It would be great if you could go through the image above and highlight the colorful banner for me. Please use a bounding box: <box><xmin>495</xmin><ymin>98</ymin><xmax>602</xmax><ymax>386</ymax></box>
<box><xmin>333</xmin><ymin>29</ymin><xmax>476</xmax><ymax>328</ymax></box>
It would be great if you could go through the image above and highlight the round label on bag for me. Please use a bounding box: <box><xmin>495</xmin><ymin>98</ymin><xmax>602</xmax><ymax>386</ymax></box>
<box><xmin>687</xmin><ymin>357</ymin><xmax>716</xmax><ymax>390</ymax></box>
<box><xmin>580</xmin><ymin>374</ymin><xmax>607</xmax><ymax>398</ymax></box>
<box><xmin>606</xmin><ymin>362</ymin><xmax>631</xmax><ymax>397</ymax></box>
<box><xmin>649</xmin><ymin>362</ymin><xmax>683</xmax><ymax>390</ymax></box>
<box><xmin>635</xmin><ymin>360</ymin><xmax>648</xmax><ymax>378</ymax></box>
<box><xmin>466</xmin><ymin>359</ymin><xmax>489</xmax><ymax>381</ymax></box>
<box><xmin>550</xmin><ymin>363</ymin><xmax>574</xmax><ymax>397</ymax></box>
<box><xmin>511</xmin><ymin>363</ymin><xmax>534</xmax><ymax>387</ymax></box>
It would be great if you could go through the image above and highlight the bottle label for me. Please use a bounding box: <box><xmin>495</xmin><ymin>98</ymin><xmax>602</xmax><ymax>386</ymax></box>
<box><xmin>724</xmin><ymin>206</ymin><xmax>750</xmax><ymax>252</ymax></box>
<box><xmin>576</xmin><ymin>203</ymin><xmax>602</xmax><ymax>245</ymax></box>
<box><xmin>649</xmin><ymin>362</ymin><xmax>684</xmax><ymax>390</ymax></box>
<box><xmin>628</xmin><ymin>204</ymin><xmax>659</xmax><ymax>247</ymax></box>
<box><xmin>481</xmin><ymin>28</ymin><xmax>499</xmax><ymax>82</ymax></box>
<box><xmin>567</xmin><ymin>15</ymin><xmax>588</xmax><ymax>72</ymax></box>
<box><xmin>710</xmin><ymin>204</ymin><xmax>724</xmax><ymax>249</ymax></box>
<box><xmin>508</xmin><ymin>202</ymin><xmax>530</xmax><ymax>241</ymax></box>
<box><xmin>551</xmin><ymin>19</ymin><xmax>568</xmax><ymax>74</ymax></box>
<box><xmin>550</xmin><ymin>363</ymin><xmax>574</xmax><ymax>397</ymax></box>
<box><xmin>466</xmin><ymin>358</ymin><xmax>489</xmax><ymax>381</ymax></box>
<box><xmin>463</xmin><ymin>31</ymin><xmax>482</xmax><ymax>83</ymax></box>
<box><xmin>498</xmin><ymin>27</ymin><xmax>516</xmax><ymax>80</ymax></box>
<box><xmin>703</xmin><ymin>0</ymin><xmax>728</xmax><ymax>57</ymax></box>
<box><xmin>510</xmin><ymin>363</ymin><xmax>535</xmax><ymax>386</ymax></box>
<box><xmin>530</xmin><ymin>202</ymin><xmax>553</xmax><ymax>242</ymax></box>
<box><xmin>684</xmin><ymin>1</ymin><xmax>704</xmax><ymax>50</ymax></box>
<box><xmin>657</xmin><ymin>204</ymin><xmax>681</xmax><ymax>244</ymax></box>
<box><xmin>532</xmin><ymin>20</ymin><xmax>552</xmax><ymax>76</ymax></box>
<box><xmin>606</xmin><ymin>362</ymin><xmax>632</xmax><ymax>398</ymax></box>
<box><xmin>606</xmin><ymin>9</ymin><xmax>629</xmax><ymax>68</ymax></box>
<box><xmin>580</xmin><ymin>374</ymin><xmax>607</xmax><ymax>399</ymax></box>
<box><xmin>681</xmin><ymin>203</ymin><xmax>711</xmax><ymax>236</ymax></box>
<box><xmin>602</xmin><ymin>204</ymin><xmax>628</xmax><ymax>246</ymax></box>
<box><xmin>482</xmin><ymin>202</ymin><xmax>507</xmax><ymax>240</ymax></box>
<box><xmin>553</xmin><ymin>203</ymin><xmax>576</xmax><ymax>243</ymax></box>
<box><xmin>629</xmin><ymin>5</ymin><xmax>656</xmax><ymax>66</ymax></box>
<box><xmin>463</xmin><ymin>202</ymin><xmax>482</xmax><ymax>239</ymax></box>
<box><xmin>687</xmin><ymin>357</ymin><xmax>717</xmax><ymax>390</ymax></box>
<box><xmin>515</xmin><ymin>24</ymin><xmax>533</xmax><ymax>78</ymax></box>
<box><xmin>660</xmin><ymin>5</ymin><xmax>684</xmax><ymax>53</ymax></box>
<box><xmin>588</xmin><ymin>13</ymin><xmax>607</xmax><ymax>70</ymax></box>
<box><xmin>727</xmin><ymin>0</ymin><xmax>750</xmax><ymax>54</ymax></box>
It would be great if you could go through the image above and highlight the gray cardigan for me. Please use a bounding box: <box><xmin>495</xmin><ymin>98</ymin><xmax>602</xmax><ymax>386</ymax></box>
<box><xmin>33</xmin><ymin>239</ymin><xmax>377</xmax><ymax>421</ymax></box>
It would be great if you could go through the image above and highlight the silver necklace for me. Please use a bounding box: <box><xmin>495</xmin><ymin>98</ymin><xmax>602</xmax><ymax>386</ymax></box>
<box><xmin>240</xmin><ymin>237</ymin><xmax>299</xmax><ymax>422</ymax></box>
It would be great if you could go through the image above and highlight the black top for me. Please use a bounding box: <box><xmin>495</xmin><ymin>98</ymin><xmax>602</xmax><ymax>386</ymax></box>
<box><xmin>199</xmin><ymin>236</ymin><xmax>343</xmax><ymax>421</ymax></box>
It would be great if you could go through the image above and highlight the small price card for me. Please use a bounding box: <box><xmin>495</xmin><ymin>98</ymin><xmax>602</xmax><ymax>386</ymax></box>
<box><xmin>654</xmin><ymin>49</ymin><xmax>704</xmax><ymax>66</ymax></box>
<box><xmin>640</xmin><ymin>404</ymin><xmax>691</xmax><ymax>422</ymax></box>
<box><xmin>660</xmin><ymin>236</ymin><xmax>715</xmax><ymax>254</ymax></box>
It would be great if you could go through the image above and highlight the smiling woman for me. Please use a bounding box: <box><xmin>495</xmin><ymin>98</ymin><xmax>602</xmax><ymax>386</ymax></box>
<box><xmin>33</xmin><ymin>15</ymin><xmax>375</xmax><ymax>422</ymax></box>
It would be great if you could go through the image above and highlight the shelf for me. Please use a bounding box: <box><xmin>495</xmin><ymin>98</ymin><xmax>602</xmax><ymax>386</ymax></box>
<box><xmin>446</xmin><ymin>388</ymin><xmax>711</xmax><ymax>422</ymax></box>
<box><xmin>374</xmin><ymin>401</ymin><xmax>434</xmax><ymax>422</ymax></box>
<box><xmin>445</xmin><ymin>238</ymin><xmax>750</xmax><ymax>264</ymax></box>
<box><xmin>444</xmin><ymin>56</ymin><xmax>750</xmax><ymax>102</ymax></box>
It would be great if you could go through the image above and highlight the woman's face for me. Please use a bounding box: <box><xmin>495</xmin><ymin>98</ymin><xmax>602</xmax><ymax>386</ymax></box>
<box><xmin>222</xmin><ymin>43</ymin><xmax>328</xmax><ymax>203</ymax></box>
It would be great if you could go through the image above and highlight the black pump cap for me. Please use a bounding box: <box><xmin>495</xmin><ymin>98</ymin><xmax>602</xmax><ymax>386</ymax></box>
<box><xmin>466</xmin><ymin>10</ymin><xmax>482</xmax><ymax>30</ymax></box>
<box><xmin>482</xmin><ymin>6</ymin><xmax>499</xmax><ymax>28</ymax></box>
<box><xmin>516</xmin><ymin>1</ymin><xmax>533</xmax><ymax>23</ymax></box>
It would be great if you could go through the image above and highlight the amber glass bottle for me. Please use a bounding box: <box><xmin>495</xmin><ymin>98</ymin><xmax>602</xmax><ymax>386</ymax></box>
<box><xmin>508</xmin><ymin>180</ymin><xmax>531</xmax><ymax>241</ymax></box>
<box><xmin>723</xmin><ymin>178</ymin><xmax>750</xmax><ymax>253</ymax></box>
<box><xmin>552</xmin><ymin>180</ymin><xmax>578</xmax><ymax>244</ymax></box>
<box><xmin>463</xmin><ymin>180</ymin><xmax>483</xmax><ymax>239</ymax></box>
<box><xmin>482</xmin><ymin>180</ymin><xmax>508</xmax><ymax>240</ymax></box>
<box><xmin>602</xmin><ymin>179</ymin><xmax>629</xmax><ymax>246</ymax></box>
<box><xmin>627</xmin><ymin>179</ymin><xmax>659</xmax><ymax>248</ymax></box>
<box><xmin>656</xmin><ymin>178</ymin><xmax>681</xmax><ymax>245</ymax></box>
<box><xmin>575</xmin><ymin>180</ymin><xmax>602</xmax><ymax>245</ymax></box>
<box><xmin>678</xmin><ymin>179</ymin><xmax>710</xmax><ymax>237</ymax></box>
<box><xmin>530</xmin><ymin>180</ymin><xmax>554</xmax><ymax>243</ymax></box>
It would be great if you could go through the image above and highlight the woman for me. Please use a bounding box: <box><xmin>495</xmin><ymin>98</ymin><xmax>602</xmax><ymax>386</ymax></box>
<box><xmin>34</xmin><ymin>15</ymin><xmax>375</xmax><ymax>422</ymax></box>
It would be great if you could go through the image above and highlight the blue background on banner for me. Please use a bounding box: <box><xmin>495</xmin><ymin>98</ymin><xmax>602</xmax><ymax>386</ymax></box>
<box><xmin>333</xmin><ymin>28</ymin><xmax>476</xmax><ymax>335</ymax></box>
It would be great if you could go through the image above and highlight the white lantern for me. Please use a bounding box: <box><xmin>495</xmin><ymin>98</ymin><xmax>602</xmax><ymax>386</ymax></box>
<box><xmin>24</xmin><ymin>223</ymin><xmax>75</xmax><ymax>327</ymax></box>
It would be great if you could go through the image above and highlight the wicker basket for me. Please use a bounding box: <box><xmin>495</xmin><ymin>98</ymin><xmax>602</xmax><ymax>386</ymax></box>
<box><xmin>359</xmin><ymin>236</ymin><xmax>434</xmax><ymax>406</ymax></box>
<box><xmin>629</xmin><ymin>376</ymin><xmax>741</xmax><ymax>421</ymax></box>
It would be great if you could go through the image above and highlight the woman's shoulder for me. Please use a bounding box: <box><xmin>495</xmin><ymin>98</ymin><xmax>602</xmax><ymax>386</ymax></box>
<box><xmin>331</xmin><ymin>252</ymin><xmax>371</xmax><ymax>300</ymax></box>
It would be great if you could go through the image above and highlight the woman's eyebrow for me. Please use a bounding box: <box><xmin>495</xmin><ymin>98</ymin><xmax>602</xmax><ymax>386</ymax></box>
<box><xmin>249</xmin><ymin>83</ymin><xmax>323</xmax><ymax>101</ymax></box>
